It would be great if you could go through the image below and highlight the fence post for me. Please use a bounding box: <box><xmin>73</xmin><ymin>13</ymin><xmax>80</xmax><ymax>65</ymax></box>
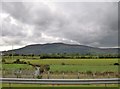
<box><xmin>105</xmin><ymin>84</ymin><xmax>107</xmax><ymax>89</ymax></box>
<box><xmin>47</xmin><ymin>71</ymin><xmax>50</xmax><ymax>79</ymax></box>
<box><xmin>9</xmin><ymin>82</ymin><xmax>11</xmax><ymax>88</ymax></box>
<box><xmin>93</xmin><ymin>73</ymin><xmax>95</xmax><ymax>79</ymax></box>
<box><xmin>3</xmin><ymin>70</ymin><xmax>5</xmax><ymax>78</ymax></box>
<box><xmin>108</xmin><ymin>73</ymin><xmax>110</xmax><ymax>78</ymax></box>
<box><xmin>77</xmin><ymin>72</ymin><xmax>80</xmax><ymax>79</ymax></box>
<box><xmin>62</xmin><ymin>72</ymin><xmax>64</xmax><ymax>79</ymax></box>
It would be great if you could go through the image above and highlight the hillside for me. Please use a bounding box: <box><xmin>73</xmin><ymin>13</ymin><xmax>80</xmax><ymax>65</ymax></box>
<box><xmin>2</xmin><ymin>43</ymin><xmax>119</xmax><ymax>55</ymax></box>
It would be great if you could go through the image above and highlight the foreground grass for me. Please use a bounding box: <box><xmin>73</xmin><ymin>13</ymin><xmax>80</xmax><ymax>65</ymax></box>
<box><xmin>2</xmin><ymin>84</ymin><xmax>119</xmax><ymax>89</ymax></box>
<box><xmin>2</xmin><ymin>83</ymin><xmax>119</xmax><ymax>87</ymax></box>
<box><xmin>2</xmin><ymin>87</ymin><xmax>119</xmax><ymax>89</ymax></box>
<box><xmin>2</xmin><ymin>86</ymin><xmax>119</xmax><ymax>89</ymax></box>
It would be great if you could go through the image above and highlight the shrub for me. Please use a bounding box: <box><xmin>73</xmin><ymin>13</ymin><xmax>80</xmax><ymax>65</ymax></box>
<box><xmin>86</xmin><ymin>71</ymin><xmax>93</xmax><ymax>75</ymax></box>
<box><xmin>61</xmin><ymin>62</ymin><xmax>65</xmax><ymax>65</ymax></box>
<box><xmin>44</xmin><ymin>65</ymin><xmax>50</xmax><ymax>71</ymax></box>
<box><xmin>2</xmin><ymin>59</ymin><xmax>6</xmax><ymax>63</ymax></box>
<box><xmin>114</xmin><ymin>63</ymin><xmax>119</xmax><ymax>66</ymax></box>
<box><xmin>23</xmin><ymin>61</ymin><xmax>27</xmax><ymax>64</ymax></box>
<box><xmin>13</xmin><ymin>59</ymin><xmax>27</xmax><ymax>64</ymax></box>
<box><xmin>37</xmin><ymin>75</ymin><xmax>42</xmax><ymax>79</ymax></box>
<box><xmin>39</xmin><ymin>65</ymin><xmax>44</xmax><ymax>73</ymax></box>
<box><xmin>13</xmin><ymin>59</ymin><xmax>20</xmax><ymax>64</ymax></box>
<box><xmin>27</xmin><ymin>61</ymin><xmax>31</xmax><ymax>65</ymax></box>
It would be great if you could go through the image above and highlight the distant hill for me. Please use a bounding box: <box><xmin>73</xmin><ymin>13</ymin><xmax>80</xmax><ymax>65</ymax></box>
<box><xmin>2</xmin><ymin>43</ymin><xmax>119</xmax><ymax>55</ymax></box>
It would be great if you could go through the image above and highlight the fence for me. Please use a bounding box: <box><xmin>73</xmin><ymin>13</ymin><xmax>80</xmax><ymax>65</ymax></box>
<box><xmin>1</xmin><ymin>78</ymin><xmax>119</xmax><ymax>85</ymax></box>
<box><xmin>2</xmin><ymin>69</ymin><xmax>119</xmax><ymax>79</ymax></box>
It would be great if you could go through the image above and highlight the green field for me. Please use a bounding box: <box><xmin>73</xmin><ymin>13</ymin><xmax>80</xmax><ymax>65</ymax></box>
<box><xmin>2</xmin><ymin>59</ymin><xmax>119</xmax><ymax>72</ymax></box>
<box><xmin>21</xmin><ymin>59</ymin><xmax>118</xmax><ymax>65</ymax></box>
<box><xmin>2</xmin><ymin>58</ymin><xmax>120</xmax><ymax>87</ymax></box>
<box><xmin>3</xmin><ymin>57</ymin><xmax>118</xmax><ymax>65</ymax></box>
<box><xmin>50</xmin><ymin>65</ymin><xmax>118</xmax><ymax>72</ymax></box>
<box><xmin>2</xmin><ymin>64</ymin><xmax>33</xmax><ymax>70</ymax></box>
<box><xmin>2</xmin><ymin>64</ymin><xmax>118</xmax><ymax>73</ymax></box>
<box><xmin>2</xmin><ymin>58</ymin><xmax>119</xmax><ymax>79</ymax></box>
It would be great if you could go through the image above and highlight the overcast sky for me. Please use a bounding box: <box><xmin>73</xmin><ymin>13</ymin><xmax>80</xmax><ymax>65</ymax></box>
<box><xmin>0</xmin><ymin>1</ymin><xmax>118</xmax><ymax>51</ymax></box>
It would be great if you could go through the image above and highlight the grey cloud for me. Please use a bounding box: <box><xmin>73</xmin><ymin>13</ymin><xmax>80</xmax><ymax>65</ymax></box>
<box><xmin>2</xmin><ymin>2</ymin><xmax>27</xmax><ymax>22</ymax></box>
<box><xmin>1</xmin><ymin>2</ymin><xmax>118</xmax><ymax>48</ymax></box>
<box><xmin>98</xmin><ymin>31</ymin><xmax>118</xmax><ymax>47</ymax></box>
<box><xmin>2</xmin><ymin>16</ymin><xmax>26</xmax><ymax>37</ymax></box>
<box><xmin>2</xmin><ymin>2</ymin><xmax>55</xmax><ymax>26</ymax></box>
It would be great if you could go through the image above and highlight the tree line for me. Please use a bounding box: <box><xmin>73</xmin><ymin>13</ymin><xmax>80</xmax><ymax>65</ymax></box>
<box><xmin>3</xmin><ymin>53</ymin><xmax>119</xmax><ymax>59</ymax></box>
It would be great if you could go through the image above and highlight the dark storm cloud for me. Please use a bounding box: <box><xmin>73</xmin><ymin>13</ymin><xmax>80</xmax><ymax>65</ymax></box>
<box><xmin>1</xmin><ymin>2</ymin><xmax>118</xmax><ymax>48</ymax></box>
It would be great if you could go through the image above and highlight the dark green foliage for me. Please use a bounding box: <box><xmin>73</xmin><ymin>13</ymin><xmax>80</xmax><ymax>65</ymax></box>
<box><xmin>86</xmin><ymin>71</ymin><xmax>93</xmax><ymax>75</ymax></box>
<box><xmin>114</xmin><ymin>63</ymin><xmax>119</xmax><ymax>65</ymax></box>
<box><xmin>36</xmin><ymin>75</ymin><xmax>42</xmax><ymax>79</ymax></box>
<box><xmin>61</xmin><ymin>62</ymin><xmax>65</xmax><ymax>65</ymax></box>
<box><xmin>13</xmin><ymin>59</ymin><xmax>27</xmax><ymax>64</ymax></box>
<box><xmin>2</xmin><ymin>59</ymin><xmax>6</xmax><ymax>63</ymax></box>
<box><xmin>44</xmin><ymin>65</ymin><xmax>50</xmax><ymax>71</ymax></box>
<box><xmin>27</xmin><ymin>61</ymin><xmax>31</xmax><ymax>65</ymax></box>
<box><xmin>13</xmin><ymin>59</ymin><xmax>20</xmax><ymax>63</ymax></box>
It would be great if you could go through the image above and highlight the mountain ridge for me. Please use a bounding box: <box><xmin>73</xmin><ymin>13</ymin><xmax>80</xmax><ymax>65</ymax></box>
<box><xmin>2</xmin><ymin>43</ymin><xmax>119</xmax><ymax>55</ymax></box>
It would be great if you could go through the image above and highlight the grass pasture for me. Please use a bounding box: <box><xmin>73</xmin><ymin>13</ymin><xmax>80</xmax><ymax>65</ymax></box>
<box><xmin>22</xmin><ymin>59</ymin><xmax>118</xmax><ymax>65</ymax></box>
<box><xmin>2</xmin><ymin>58</ymin><xmax>120</xmax><ymax>87</ymax></box>
<box><xmin>2</xmin><ymin>64</ymin><xmax>33</xmax><ymax>70</ymax></box>
<box><xmin>50</xmin><ymin>65</ymin><xmax>118</xmax><ymax>72</ymax></box>
<box><xmin>2</xmin><ymin>59</ymin><xmax>119</xmax><ymax>78</ymax></box>
<box><xmin>2</xmin><ymin>59</ymin><xmax>119</xmax><ymax>72</ymax></box>
<box><xmin>2</xmin><ymin>83</ymin><xmax>119</xmax><ymax>89</ymax></box>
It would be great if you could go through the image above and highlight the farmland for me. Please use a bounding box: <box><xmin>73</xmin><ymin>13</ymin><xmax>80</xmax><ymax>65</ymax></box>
<box><xmin>1</xmin><ymin>55</ymin><xmax>119</xmax><ymax>89</ymax></box>
<box><xmin>1</xmin><ymin>56</ymin><xmax>119</xmax><ymax>79</ymax></box>
<box><xmin>50</xmin><ymin>65</ymin><xmax>118</xmax><ymax>72</ymax></box>
<box><xmin>3</xmin><ymin>56</ymin><xmax>118</xmax><ymax>65</ymax></box>
<box><xmin>2</xmin><ymin>64</ymin><xmax>33</xmax><ymax>70</ymax></box>
<box><xmin>3</xmin><ymin>63</ymin><xmax>118</xmax><ymax>73</ymax></box>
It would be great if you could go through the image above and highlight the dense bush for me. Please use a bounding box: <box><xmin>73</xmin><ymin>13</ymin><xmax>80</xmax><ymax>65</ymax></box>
<box><xmin>44</xmin><ymin>65</ymin><xmax>50</xmax><ymax>71</ymax></box>
<box><xmin>2</xmin><ymin>59</ymin><xmax>6</xmax><ymax>63</ymax></box>
<box><xmin>61</xmin><ymin>62</ymin><xmax>65</xmax><ymax>65</ymax></box>
<box><xmin>86</xmin><ymin>71</ymin><xmax>93</xmax><ymax>75</ymax></box>
<box><xmin>13</xmin><ymin>59</ymin><xmax>27</xmax><ymax>64</ymax></box>
<box><xmin>37</xmin><ymin>75</ymin><xmax>42</xmax><ymax>79</ymax></box>
<box><xmin>114</xmin><ymin>63</ymin><xmax>119</xmax><ymax>65</ymax></box>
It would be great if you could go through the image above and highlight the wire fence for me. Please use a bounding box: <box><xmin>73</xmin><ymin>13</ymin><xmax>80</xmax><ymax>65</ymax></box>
<box><xmin>2</xmin><ymin>69</ymin><xmax>119</xmax><ymax>79</ymax></box>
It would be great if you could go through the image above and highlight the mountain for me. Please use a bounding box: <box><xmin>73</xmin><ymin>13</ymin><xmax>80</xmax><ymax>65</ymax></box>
<box><xmin>2</xmin><ymin>43</ymin><xmax>119</xmax><ymax>55</ymax></box>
